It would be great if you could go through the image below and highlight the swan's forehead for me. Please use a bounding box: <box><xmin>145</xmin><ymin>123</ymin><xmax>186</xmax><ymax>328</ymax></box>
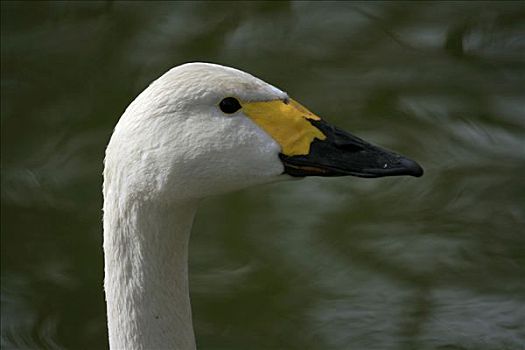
<box><xmin>203</xmin><ymin>70</ymin><xmax>284</xmax><ymax>101</ymax></box>
<box><xmin>166</xmin><ymin>62</ymin><xmax>287</xmax><ymax>102</ymax></box>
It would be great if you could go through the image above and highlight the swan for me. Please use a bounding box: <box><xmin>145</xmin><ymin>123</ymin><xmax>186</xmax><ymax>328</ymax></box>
<box><xmin>103</xmin><ymin>62</ymin><xmax>423</xmax><ymax>350</ymax></box>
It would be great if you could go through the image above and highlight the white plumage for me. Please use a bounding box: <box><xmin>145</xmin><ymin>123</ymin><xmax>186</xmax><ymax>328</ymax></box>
<box><xmin>104</xmin><ymin>63</ymin><xmax>293</xmax><ymax>349</ymax></box>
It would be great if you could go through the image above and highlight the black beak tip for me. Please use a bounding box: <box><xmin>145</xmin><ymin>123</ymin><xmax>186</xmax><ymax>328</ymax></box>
<box><xmin>400</xmin><ymin>157</ymin><xmax>424</xmax><ymax>177</ymax></box>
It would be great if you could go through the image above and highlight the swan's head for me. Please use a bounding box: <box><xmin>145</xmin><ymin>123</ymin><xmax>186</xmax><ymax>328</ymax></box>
<box><xmin>105</xmin><ymin>62</ymin><xmax>422</xmax><ymax>202</ymax></box>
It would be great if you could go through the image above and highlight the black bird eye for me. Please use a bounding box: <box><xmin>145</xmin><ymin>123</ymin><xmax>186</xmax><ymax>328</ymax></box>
<box><xmin>219</xmin><ymin>97</ymin><xmax>242</xmax><ymax>114</ymax></box>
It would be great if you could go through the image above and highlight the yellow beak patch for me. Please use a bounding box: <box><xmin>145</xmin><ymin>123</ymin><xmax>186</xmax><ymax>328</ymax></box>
<box><xmin>242</xmin><ymin>99</ymin><xmax>326</xmax><ymax>156</ymax></box>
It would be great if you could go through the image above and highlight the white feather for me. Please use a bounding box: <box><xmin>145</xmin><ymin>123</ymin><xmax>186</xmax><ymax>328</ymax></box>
<box><xmin>103</xmin><ymin>62</ymin><xmax>291</xmax><ymax>349</ymax></box>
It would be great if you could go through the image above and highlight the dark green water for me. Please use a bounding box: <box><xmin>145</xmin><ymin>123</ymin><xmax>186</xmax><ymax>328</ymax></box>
<box><xmin>2</xmin><ymin>2</ymin><xmax>525</xmax><ymax>349</ymax></box>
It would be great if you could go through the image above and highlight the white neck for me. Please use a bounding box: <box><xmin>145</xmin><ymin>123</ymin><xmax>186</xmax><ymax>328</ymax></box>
<box><xmin>103</xmin><ymin>193</ymin><xmax>199</xmax><ymax>350</ymax></box>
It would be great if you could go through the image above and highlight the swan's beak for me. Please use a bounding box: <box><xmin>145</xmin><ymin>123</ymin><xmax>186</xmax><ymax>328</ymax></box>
<box><xmin>243</xmin><ymin>98</ymin><xmax>423</xmax><ymax>178</ymax></box>
<box><xmin>278</xmin><ymin>118</ymin><xmax>424</xmax><ymax>178</ymax></box>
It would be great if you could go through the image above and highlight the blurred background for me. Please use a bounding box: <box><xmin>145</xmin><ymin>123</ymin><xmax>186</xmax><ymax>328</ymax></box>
<box><xmin>1</xmin><ymin>1</ymin><xmax>524</xmax><ymax>349</ymax></box>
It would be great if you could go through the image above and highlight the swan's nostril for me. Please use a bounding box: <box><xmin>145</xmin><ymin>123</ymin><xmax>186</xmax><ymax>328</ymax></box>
<box><xmin>338</xmin><ymin>143</ymin><xmax>364</xmax><ymax>153</ymax></box>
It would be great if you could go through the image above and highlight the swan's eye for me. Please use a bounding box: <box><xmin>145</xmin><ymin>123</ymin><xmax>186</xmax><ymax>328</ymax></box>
<box><xmin>219</xmin><ymin>97</ymin><xmax>242</xmax><ymax>114</ymax></box>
